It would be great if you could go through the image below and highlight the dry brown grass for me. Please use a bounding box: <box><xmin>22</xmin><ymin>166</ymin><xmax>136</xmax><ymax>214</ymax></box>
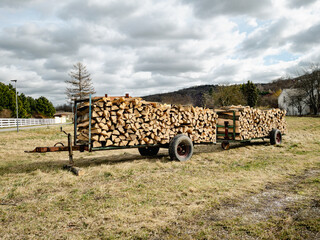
<box><xmin>0</xmin><ymin>117</ymin><xmax>319</xmax><ymax>239</ymax></box>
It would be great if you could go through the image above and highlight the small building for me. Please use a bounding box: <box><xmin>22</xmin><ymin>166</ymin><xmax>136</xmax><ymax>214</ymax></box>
<box><xmin>278</xmin><ymin>89</ymin><xmax>310</xmax><ymax>115</ymax></box>
<box><xmin>54</xmin><ymin>112</ymin><xmax>73</xmax><ymax>123</ymax></box>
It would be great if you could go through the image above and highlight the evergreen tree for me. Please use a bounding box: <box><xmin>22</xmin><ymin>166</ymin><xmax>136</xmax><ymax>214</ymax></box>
<box><xmin>0</xmin><ymin>82</ymin><xmax>22</xmax><ymax>116</ymax></box>
<box><xmin>240</xmin><ymin>80</ymin><xmax>259</xmax><ymax>107</ymax></box>
<box><xmin>19</xmin><ymin>93</ymin><xmax>31</xmax><ymax>117</ymax></box>
<box><xmin>35</xmin><ymin>96</ymin><xmax>56</xmax><ymax>118</ymax></box>
<box><xmin>65</xmin><ymin>62</ymin><xmax>96</xmax><ymax>102</ymax></box>
<box><xmin>0</xmin><ymin>82</ymin><xmax>55</xmax><ymax>118</ymax></box>
<box><xmin>27</xmin><ymin>96</ymin><xmax>37</xmax><ymax>113</ymax></box>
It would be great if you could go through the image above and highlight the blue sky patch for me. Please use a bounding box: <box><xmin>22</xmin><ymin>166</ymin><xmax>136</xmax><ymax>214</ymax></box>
<box><xmin>263</xmin><ymin>51</ymin><xmax>301</xmax><ymax>65</ymax></box>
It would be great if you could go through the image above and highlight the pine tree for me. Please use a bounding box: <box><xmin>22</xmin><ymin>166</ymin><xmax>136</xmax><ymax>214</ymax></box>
<box><xmin>35</xmin><ymin>96</ymin><xmax>56</xmax><ymax>117</ymax></box>
<box><xmin>65</xmin><ymin>62</ymin><xmax>96</xmax><ymax>102</ymax></box>
<box><xmin>0</xmin><ymin>82</ymin><xmax>54</xmax><ymax>118</ymax></box>
<box><xmin>240</xmin><ymin>80</ymin><xmax>259</xmax><ymax>107</ymax></box>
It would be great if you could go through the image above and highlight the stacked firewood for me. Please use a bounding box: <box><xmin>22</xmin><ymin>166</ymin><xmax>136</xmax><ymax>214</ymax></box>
<box><xmin>76</xmin><ymin>97</ymin><xmax>218</xmax><ymax>147</ymax></box>
<box><xmin>216</xmin><ymin>105</ymin><xmax>287</xmax><ymax>140</ymax></box>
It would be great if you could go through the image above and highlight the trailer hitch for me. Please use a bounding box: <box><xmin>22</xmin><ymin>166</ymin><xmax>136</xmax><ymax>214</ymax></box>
<box><xmin>25</xmin><ymin>128</ymin><xmax>88</xmax><ymax>164</ymax></box>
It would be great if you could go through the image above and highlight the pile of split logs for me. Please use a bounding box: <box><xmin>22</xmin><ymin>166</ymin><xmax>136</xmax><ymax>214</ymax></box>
<box><xmin>216</xmin><ymin>105</ymin><xmax>287</xmax><ymax>140</ymax></box>
<box><xmin>76</xmin><ymin>97</ymin><xmax>218</xmax><ymax>147</ymax></box>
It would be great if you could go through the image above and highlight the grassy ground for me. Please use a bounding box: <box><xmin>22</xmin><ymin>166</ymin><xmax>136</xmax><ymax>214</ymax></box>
<box><xmin>0</xmin><ymin>117</ymin><xmax>319</xmax><ymax>239</ymax></box>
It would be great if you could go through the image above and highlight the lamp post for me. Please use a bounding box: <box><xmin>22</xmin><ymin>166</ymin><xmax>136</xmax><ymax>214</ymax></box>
<box><xmin>10</xmin><ymin>80</ymin><xmax>19</xmax><ymax>132</ymax></box>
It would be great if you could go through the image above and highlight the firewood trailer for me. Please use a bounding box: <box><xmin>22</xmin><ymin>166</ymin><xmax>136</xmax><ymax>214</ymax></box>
<box><xmin>26</xmin><ymin>95</ymin><xmax>285</xmax><ymax>169</ymax></box>
<box><xmin>26</xmin><ymin>95</ymin><xmax>204</xmax><ymax>166</ymax></box>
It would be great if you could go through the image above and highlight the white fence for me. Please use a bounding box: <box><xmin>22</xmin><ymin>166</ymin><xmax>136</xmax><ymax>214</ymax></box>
<box><xmin>0</xmin><ymin>118</ymin><xmax>56</xmax><ymax>128</ymax></box>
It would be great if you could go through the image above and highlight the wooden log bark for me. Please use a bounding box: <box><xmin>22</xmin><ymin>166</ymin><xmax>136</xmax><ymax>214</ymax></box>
<box><xmin>76</xmin><ymin>97</ymin><xmax>218</xmax><ymax>147</ymax></box>
<box><xmin>216</xmin><ymin>105</ymin><xmax>287</xmax><ymax>140</ymax></box>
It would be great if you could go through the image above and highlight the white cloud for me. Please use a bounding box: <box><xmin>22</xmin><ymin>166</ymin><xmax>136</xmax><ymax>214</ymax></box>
<box><xmin>0</xmin><ymin>0</ymin><xmax>320</xmax><ymax>105</ymax></box>
<box><xmin>246</xmin><ymin>18</ymin><xmax>258</xmax><ymax>27</ymax></box>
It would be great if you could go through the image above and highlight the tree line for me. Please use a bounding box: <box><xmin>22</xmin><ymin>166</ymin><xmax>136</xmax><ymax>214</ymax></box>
<box><xmin>0</xmin><ymin>82</ymin><xmax>55</xmax><ymax>118</ymax></box>
<box><xmin>203</xmin><ymin>80</ymin><xmax>259</xmax><ymax>108</ymax></box>
<box><xmin>202</xmin><ymin>63</ymin><xmax>320</xmax><ymax>115</ymax></box>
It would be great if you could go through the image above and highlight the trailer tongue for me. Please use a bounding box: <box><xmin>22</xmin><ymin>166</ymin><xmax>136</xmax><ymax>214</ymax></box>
<box><xmin>25</xmin><ymin>128</ymin><xmax>89</xmax><ymax>167</ymax></box>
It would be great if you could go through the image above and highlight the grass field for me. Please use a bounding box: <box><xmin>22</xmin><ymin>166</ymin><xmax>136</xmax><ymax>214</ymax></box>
<box><xmin>0</xmin><ymin>117</ymin><xmax>319</xmax><ymax>239</ymax></box>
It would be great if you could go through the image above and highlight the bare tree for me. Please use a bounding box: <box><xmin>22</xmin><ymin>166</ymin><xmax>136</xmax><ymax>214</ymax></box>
<box><xmin>296</xmin><ymin>63</ymin><xmax>320</xmax><ymax>115</ymax></box>
<box><xmin>65</xmin><ymin>62</ymin><xmax>96</xmax><ymax>102</ymax></box>
<box><xmin>201</xmin><ymin>87</ymin><xmax>215</xmax><ymax>108</ymax></box>
<box><xmin>212</xmin><ymin>85</ymin><xmax>246</xmax><ymax>107</ymax></box>
<box><xmin>288</xmin><ymin>89</ymin><xmax>307</xmax><ymax>116</ymax></box>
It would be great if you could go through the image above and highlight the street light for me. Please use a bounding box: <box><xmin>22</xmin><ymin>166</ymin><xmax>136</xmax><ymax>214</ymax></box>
<box><xmin>10</xmin><ymin>80</ymin><xmax>19</xmax><ymax>132</ymax></box>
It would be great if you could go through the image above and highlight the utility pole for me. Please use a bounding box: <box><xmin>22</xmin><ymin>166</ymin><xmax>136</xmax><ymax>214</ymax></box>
<box><xmin>10</xmin><ymin>80</ymin><xmax>19</xmax><ymax>132</ymax></box>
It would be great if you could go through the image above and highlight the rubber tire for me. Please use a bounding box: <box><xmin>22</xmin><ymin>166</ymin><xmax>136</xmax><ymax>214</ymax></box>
<box><xmin>138</xmin><ymin>146</ymin><xmax>160</xmax><ymax>156</ymax></box>
<box><xmin>270</xmin><ymin>129</ymin><xmax>282</xmax><ymax>145</ymax></box>
<box><xmin>169</xmin><ymin>134</ymin><xmax>193</xmax><ymax>161</ymax></box>
<box><xmin>221</xmin><ymin>141</ymin><xmax>230</xmax><ymax>150</ymax></box>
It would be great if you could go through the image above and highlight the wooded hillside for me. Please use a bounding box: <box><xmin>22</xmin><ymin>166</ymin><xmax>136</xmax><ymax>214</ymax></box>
<box><xmin>142</xmin><ymin>79</ymin><xmax>295</xmax><ymax>107</ymax></box>
<box><xmin>143</xmin><ymin>85</ymin><xmax>217</xmax><ymax>107</ymax></box>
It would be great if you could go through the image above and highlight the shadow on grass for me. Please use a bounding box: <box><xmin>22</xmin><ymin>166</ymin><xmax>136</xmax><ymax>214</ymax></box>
<box><xmin>194</xmin><ymin>140</ymin><xmax>270</xmax><ymax>153</ymax></box>
<box><xmin>1</xmin><ymin>140</ymin><xmax>271</xmax><ymax>176</ymax></box>
<box><xmin>230</xmin><ymin>140</ymin><xmax>271</xmax><ymax>149</ymax></box>
<box><xmin>0</xmin><ymin>153</ymin><xmax>170</xmax><ymax>176</ymax></box>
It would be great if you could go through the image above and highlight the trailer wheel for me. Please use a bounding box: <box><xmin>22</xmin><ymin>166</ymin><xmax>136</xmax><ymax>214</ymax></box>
<box><xmin>270</xmin><ymin>129</ymin><xmax>282</xmax><ymax>145</ymax></box>
<box><xmin>138</xmin><ymin>146</ymin><xmax>160</xmax><ymax>156</ymax></box>
<box><xmin>169</xmin><ymin>134</ymin><xmax>193</xmax><ymax>161</ymax></box>
<box><xmin>221</xmin><ymin>141</ymin><xmax>230</xmax><ymax>150</ymax></box>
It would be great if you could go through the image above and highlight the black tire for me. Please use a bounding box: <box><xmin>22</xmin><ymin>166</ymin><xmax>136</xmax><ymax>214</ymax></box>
<box><xmin>270</xmin><ymin>129</ymin><xmax>282</xmax><ymax>145</ymax></box>
<box><xmin>138</xmin><ymin>146</ymin><xmax>160</xmax><ymax>156</ymax></box>
<box><xmin>169</xmin><ymin>134</ymin><xmax>193</xmax><ymax>161</ymax></box>
<box><xmin>221</xmin><ymin>141</ymin><xmax>230</xmax><ymax>150</ymax></box>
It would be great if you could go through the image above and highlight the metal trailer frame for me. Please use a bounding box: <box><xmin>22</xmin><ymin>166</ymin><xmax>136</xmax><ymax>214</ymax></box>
<box><xmin>215</xmin><ymin>110</ymin><xmax>284</xmax><ymax>150</ymax></box>
<box><xmin>27</xmin><ymin>95</ymin><xmax>173</xmax><ymax>166</ymax></box>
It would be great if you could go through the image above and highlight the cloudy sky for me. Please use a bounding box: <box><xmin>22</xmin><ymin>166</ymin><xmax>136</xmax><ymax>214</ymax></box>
<box><xmin>1</xmin><ymin>0</ymin><xmax>320</xmax><ymax>105</ymax></box>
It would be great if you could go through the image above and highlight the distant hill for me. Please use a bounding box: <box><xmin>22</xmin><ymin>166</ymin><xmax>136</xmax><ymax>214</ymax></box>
<box><xmin>142</xmin><ymin>78</ymin><xmax>296</xmax><ymax>107</ymax></box>
<box><xmin>143</xmin><ymin>85</ymin><xmax>218</xmax><ymax>106</ymax></box>
<box><xmin>256</xmin><ymin>78</ymin><xmax>296</xmax><ymax>93</ymax></box>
